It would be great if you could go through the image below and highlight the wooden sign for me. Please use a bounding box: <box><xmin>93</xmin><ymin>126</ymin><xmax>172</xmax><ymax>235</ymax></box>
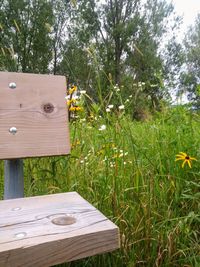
<box><xmin>0</xmin><ymin>72</ymin><xmax>70</xmax><ymax>159</ymax></box>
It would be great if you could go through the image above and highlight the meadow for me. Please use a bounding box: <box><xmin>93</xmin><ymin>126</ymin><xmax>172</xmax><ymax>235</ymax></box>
<box><xmin>0</xmin><ymin>102</ymin><xmax>200</xmax><ymax>267</ymax></box>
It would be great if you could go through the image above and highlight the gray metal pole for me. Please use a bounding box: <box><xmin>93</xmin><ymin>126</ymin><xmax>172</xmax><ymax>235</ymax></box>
<box><xmin>4</xmin><ymin>159</ymin><xmax>24</xmax><ymax>199</ymax></box>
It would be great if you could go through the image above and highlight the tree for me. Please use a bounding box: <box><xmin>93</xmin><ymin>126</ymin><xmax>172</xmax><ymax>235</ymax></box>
<box><xmin>180</xmin><ymin>14</ymin><xmax>200</xmax><ymax>108</ymax></box>
<box><xmin>70</xmin><ymin>0</ymin><xmax>180</xmax><ymax>111</ymax></box>
<box><xmin>0</xmin><ymin>0</ymin><xmax>53</xmax><ymax>73</ymax></box>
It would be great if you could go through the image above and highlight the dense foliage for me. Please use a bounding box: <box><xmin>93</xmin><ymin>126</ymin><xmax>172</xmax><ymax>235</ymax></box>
<box><xmin>0</xmin><ymin>1</ymin><xmax>200</xmax><ymax>266</ymax></box>
<box><xmin>1</xmin><ymin>106</ymin><xmax>200</xmax><ymax>267</ymax></box>
<box><xmin>0</xmin><ymin>0</ymin><xmax>189</xmax><ymax>114</ymax></box>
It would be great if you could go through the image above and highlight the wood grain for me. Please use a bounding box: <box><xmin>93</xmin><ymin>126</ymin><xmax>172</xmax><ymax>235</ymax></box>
<box><xmin>0</xmin><ymin>192</ymin><xmax>119</xmax><ymax>267</ymax></box>
<box><xmin>0</xmin><ymin>72</ymin><xmax>70</xmax><ymax>159</ymax></box>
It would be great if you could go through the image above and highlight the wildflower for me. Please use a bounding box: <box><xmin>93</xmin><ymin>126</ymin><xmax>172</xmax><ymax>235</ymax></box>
<box><xmin>150</xmin><ymin>84</ymin><xmax>158</xmax><ymax>88</ymax></box>
<box><xmin>99</xmin><ymin>125</ymin><xmax>106</xmax><ymax>131</ymax></box>
<box><xmin>108</xmin><ymin>104</ymin><xmax>114</xmax><ymax>109</ymax></box>
<box><xmin>67</xmin><ymin>99</ymin><xmax>77</xmax><ymax>106</ymax></box>
<box><xmin>69</xmin><ymin>106</ymin><xmax>83</xmax><ymax>112</ymax></box>
<box><xmin>175</xmin><ymin>152</ymin><xmax>197</xmax><ymax>168</ymax></box>
<box><xmin>114</xmin><ymin>84</ymin><xmax>120</xmax><ymax>92</ymax></box>
<box><xmin>65</xmin><ymin>95</ymin><xmax>70</xmax><ymax>100</ymax></box>
<box><xmin>119</xmin><ymin>105</ymin><xmax>125</xmax><ymax>110</ymax></box>
<box><xmin>106</xmin><ymin>108</ymin><xmax>111</xmax><ymax>112</ymax></box>
<box><xmin>80</xmin><ymin>90</ymin><xmax>86</xmax><ymax>94</ymax></box>
<box><xmin>69</xmin><ymin>85</ymin><xmax>77</xmax><ymax>95</ymax></box>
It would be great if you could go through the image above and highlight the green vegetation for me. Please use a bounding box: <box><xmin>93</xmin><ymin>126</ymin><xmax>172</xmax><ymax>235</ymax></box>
<box><xmin>0</xmin><ymin>0</ymin><xmax>200</xmax><ymax>266</ymax></box>
<box><xmin>1</xmin><ymin>105</ymin><xmax>199</xmax><ymax>266</ymax></box>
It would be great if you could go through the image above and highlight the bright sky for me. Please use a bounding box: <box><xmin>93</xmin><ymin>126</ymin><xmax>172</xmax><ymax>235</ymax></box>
<box><xmin>171</xmin><ymin>0</ymin><xmax>200</xmax><ymax>39</ymax></box>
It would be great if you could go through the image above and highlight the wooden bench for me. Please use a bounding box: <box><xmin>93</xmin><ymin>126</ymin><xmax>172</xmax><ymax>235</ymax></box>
<box><xmin>0</xmin><ymin>72</ymin><xmax>119</xmax><ymax>267</ymax></box>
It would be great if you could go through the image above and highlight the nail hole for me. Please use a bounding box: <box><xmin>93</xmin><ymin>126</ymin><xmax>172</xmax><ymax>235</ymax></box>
<box><xmin>51</xmin><ymin>216</ymin><xmax>76</xmax><ymax>226</ymax></box>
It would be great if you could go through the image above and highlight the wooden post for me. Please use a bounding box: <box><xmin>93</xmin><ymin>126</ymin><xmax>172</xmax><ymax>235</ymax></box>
<box><xmin>4</xmin><ymin>159</ymin><xmax>24</xmax><ymax>199</ymax></box>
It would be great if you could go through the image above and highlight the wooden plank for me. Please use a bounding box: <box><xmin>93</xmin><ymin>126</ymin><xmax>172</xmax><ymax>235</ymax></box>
<box><xmin>0</xmin><ymin>72</ymin><xmax>70</xmax><ymax>159</ymax></box>
<box><xmin>0</xmin><ymin>192</ymin><xmax>119</xmax><ymax>267</ymax></box>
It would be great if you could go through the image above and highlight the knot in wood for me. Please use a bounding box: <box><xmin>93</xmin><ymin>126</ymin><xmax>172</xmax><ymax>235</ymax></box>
<box><xmin>43</xmin><ymin>103</ymin><xmax>54</xmax><ymax>113</ymax></box>
<box><xmin>51</xmin><ymin>216</ymin><xmax>76</xmax><ymax>226</ymax></box>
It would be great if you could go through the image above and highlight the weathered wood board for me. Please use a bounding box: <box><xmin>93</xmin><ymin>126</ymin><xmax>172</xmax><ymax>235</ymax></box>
<box><xmin>0</xmin><ymin>72</ymin><xmax>70</xmax><ymax>159</ymax></box>
<box><xmin>0</xmin><ymin>192</ymin><xmax>119</xmax><ymax>267</ymax></box>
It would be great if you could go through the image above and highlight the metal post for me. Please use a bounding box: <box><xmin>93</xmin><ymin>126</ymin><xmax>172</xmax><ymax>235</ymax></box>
<box><xmin>4</xmin><ymin>159</ymin><xmax>24</xmax><ymax>199</ymax></box>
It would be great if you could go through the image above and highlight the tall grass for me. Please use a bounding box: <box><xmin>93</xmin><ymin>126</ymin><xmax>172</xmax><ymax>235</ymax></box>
<box><xmin>0</xmin><ymin>105</ymin><xmax>199</xmax><ymax>266</ymax></box>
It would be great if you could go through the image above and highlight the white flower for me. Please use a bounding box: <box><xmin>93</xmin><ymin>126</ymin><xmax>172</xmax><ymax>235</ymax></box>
<box><xmin>118</xmin><ymin>105</ymin><xmax>125</xmax><ymax>110</ymax></box>
<box><xmin>80</xmin><ymin>90</ymin><xmax>86</xmax><ymax>94</ymax></box>
<box><xmin>13</xmin><ymin>54</ymin><xmax>18</xmax><ymax>60</ymax></box>
<box><xmin>108</xmin><ymin>104</ymin><xmax>114</xmax><ymax>109</ymax></box>
<box><xmin>106</xmin><ymin>108</ymin><xmax>111</xmax><ymax>112</ymax></box>
<box><xmin>150</xmin><ymin>84</ymin><xmax>158</xmax><ymax>88</ymax></box>
<box><xmin>99</xmin><ymin>125</ymin><xmax>106</xmax><ymax>131</ymax></box>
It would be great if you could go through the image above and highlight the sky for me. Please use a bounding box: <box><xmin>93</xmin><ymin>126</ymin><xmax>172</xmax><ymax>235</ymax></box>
<box><xmin>171</xmin><ymin>0</ymin><xmax>200</xmax><ymax>39</ymax></box>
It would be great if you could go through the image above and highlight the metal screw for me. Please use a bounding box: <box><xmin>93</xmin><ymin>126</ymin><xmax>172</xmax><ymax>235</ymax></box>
<box><xmin>9</xmin><ymin>82</ymin><xmax>16</xmax><ymax>89</ymax></box>
<box><xmin>9</xmin><ymin>127</ymin><xmax>17</xmax><ymax>135</ymax></box>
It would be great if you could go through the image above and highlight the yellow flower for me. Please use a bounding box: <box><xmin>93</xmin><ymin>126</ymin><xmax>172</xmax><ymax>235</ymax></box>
<box><xmin>67</xmin><ymin>99</ymin><xmax>77</xmax><ymax>106</ymax></box>
<box><xmin>69</xmin><ymin>106</ymin><xmax>83</xmax><ymax>112</ymax></box>
<box><xmin>175</xmin><ymin>152</ymin><xmax>197</xmax><ymax>168</ymax></box>
<box><xmin>69</xmin><ymin>85</ymin><xmax>77</xmax><ymax>95</ymax></box>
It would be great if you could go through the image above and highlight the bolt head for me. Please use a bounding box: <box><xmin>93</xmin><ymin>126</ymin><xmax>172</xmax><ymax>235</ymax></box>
<box><xmin>9</xmin><ymin>127</ymin><xmax>17</xmax><ymax>135</ymax></box>
<box><xmin>9</xmin><ymin>82</ymin><xmax>16</xmax><ymax>89</ymax></box>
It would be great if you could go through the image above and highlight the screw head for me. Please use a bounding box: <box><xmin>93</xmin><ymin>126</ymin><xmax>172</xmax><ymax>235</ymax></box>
<box><xmin>9</xmin><ymin>82</ymin><xmax>16</xmax><ymax>89</ymax></box>
<box><xmin>9</xmin><ymin>127</ymin><xmax>17</xmax><ymax>135</ymax></box>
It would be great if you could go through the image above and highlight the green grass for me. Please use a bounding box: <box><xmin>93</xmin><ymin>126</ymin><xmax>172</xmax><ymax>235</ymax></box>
<box><xmin>0</xmin><ymin>105</ymin><xmax>200</xmax><ymax>267</ymax></box>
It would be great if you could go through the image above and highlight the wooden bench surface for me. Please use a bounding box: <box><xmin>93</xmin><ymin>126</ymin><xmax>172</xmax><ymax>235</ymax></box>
<box><xmin>0</xmin><ymin>192</ymin><xmax>119</xmax><ymax>267</ymax></box>
<box><xmin>0</xmin><ymin>72</ymin><xmax>70</xmax><ymax>159</ymax></box>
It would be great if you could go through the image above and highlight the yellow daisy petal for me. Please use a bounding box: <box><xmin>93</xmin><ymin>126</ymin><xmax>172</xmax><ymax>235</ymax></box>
<box><xmin>187</xmin><ymin>160</ymin><xmax>192</xmax><ymax>168</ymax></box>
<box><xmin>175</xmin><ymin>158</ymin><xmax>184</xmax><ymax>161</ymax></box>
<box><xmin>176</xmin><ymin>154</ymin><xmax>185</xmax><ymax>158</ymax></box>
<box><xmin>182</xmin><ymin>160</ymin><xmax>186</xmax><ymax>168</ymax></box>
<box><xmin>190</xmin><ymin>157</ymin><xmax>197</xmax><ymax>161</ymax></box>
<box><xmin>179</xmin><ymin>152</ymin><xmax>187</xmax><ymax>156</ymax></box>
